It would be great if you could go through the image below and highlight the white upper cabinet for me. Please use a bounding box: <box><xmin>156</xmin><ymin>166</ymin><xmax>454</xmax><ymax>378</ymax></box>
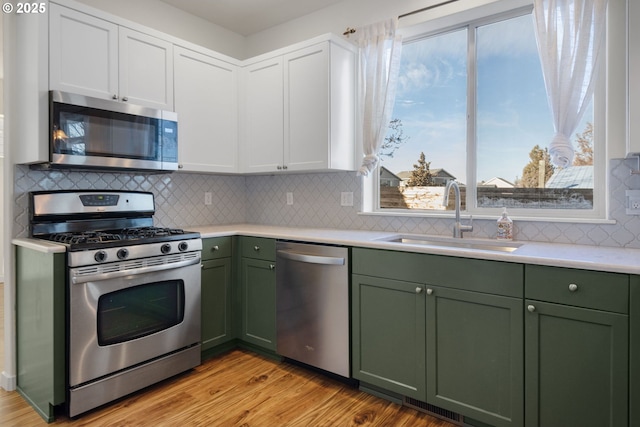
<box><xmin>241</xmin><ymin>57</ymin><xmax>285</xmax><ymax>173</ymax></box>
<box><xmin>118</xmin><ymin>28</ymin><xmax>173</xmax><ymax>110</ymax></box>
<box><xmin>284</xmin><ymin>43</ymin><xmax>355</xmax><ymax>172</ymax></box>
<box><xmin>629</xmin><ymin>0</ymin><xmax>640</xmax><ymax>156</ymax></box>
<box><xmin>174</xmin><ymin>46</ymin><xmax>239</xmax><ymax>173</ymax></box>
<box><xmin>49</xmin><ymin>4</ymin><xmax>173</xmax><ymax>110</ymax></box>
<box><xmin>49</xmin><ymin>4</ymin><xmax>118</xmax><ymax>100</ymax></box>
<box><xmin>241</xmin><ymin>38</ymin><xmax>356</xmax><ymax>174</ymax></box>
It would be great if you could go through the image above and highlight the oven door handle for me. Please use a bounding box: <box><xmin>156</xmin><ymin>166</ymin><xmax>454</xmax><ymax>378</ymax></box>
<box><xmin>71</xmin><ymin>256</ymin><xmax>201</xmax><ymax>285</ymax></box>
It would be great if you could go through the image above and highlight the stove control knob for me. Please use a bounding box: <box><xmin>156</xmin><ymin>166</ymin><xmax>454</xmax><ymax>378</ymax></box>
<box><xmin>161</xmin><ymin>243</ymin><xmax>172</xmax><ymax>254</ymax></box>
<box><xmin>117</xmin><ymin>248</ymin><xmax>129</xmax><ymax>260</ymax></box>
<box><xmin>178</xmin><ymin>242</ymin><xmax>189</xmax><ymax>252</ymax></box>
<box><xmin>94</xmin><ymin>250</ymin><xmax>108</xmax><ymax>263</ymax></box>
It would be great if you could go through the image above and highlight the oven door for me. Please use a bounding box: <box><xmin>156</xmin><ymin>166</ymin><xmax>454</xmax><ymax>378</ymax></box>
<box><xmin>68</xmin><ymin>256</ymin><xmax>201</xmax><ymax>387</ymax></box>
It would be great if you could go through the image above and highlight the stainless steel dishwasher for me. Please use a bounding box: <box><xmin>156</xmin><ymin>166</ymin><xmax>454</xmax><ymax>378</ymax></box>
<box><xmin>276</xmin><ymin>241</ymin><xmax>350</xmax><ymax>378</ymax></box>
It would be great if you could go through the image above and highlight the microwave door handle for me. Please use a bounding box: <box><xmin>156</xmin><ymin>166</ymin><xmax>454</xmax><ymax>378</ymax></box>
<box><xmin>71</xmin><ymin>256</ymin><xmax>200</xmax><ymax>285</ymax></box>
<box><xmin>276</xmin><ymin>250</ymin><xmax>345</xmax><ymax>266</ymax></box>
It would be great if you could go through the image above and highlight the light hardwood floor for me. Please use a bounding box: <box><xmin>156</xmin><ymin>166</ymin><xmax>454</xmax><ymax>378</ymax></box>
<box><xmin>0</xmin><ymin>348</ymin><xmax>457</xmax><ymax>427</ymax></box>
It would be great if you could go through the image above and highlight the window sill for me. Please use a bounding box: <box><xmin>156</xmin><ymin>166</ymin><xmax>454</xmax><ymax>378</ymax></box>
<box><xmin>357</xmin><ymin>209</ymin><xmax>617</xmax><ymax>225</ymax></box>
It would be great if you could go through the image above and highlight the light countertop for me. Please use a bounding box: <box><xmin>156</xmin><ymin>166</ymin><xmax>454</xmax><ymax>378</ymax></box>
<box><xmin>189</xmin><ymin>224</ymin><xmax>640</xmax><ymax>275</ymax></box>
<box><xmin>13</xmin><ymin>224</ymin><xmax>640</xmax><ymax>275</ymax></box>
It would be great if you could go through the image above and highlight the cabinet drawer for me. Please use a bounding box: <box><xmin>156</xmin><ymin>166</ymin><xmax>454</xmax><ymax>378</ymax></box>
<box><xmin>525</xmin><ymin>265</ymin><xmax>629</xmax><ymax>313</ymax></box>
<box><xmin>353</xmin><ymin>247</ymin><xmax>523</xmax><ymax>298</ymax></box>
<box><xmin>201</xmin><ymin>237</ymin><xmax>232</xmax><ymax>260</ymax></box>
<box><xmin>241</xmin><ymin>236</ymin><xmax>276</xmax><ymax>261</ymax></box>
<box><xmin>353</xmin><ymin>248</ymin><xmax>425</xmax><ymax>282</ymax></box>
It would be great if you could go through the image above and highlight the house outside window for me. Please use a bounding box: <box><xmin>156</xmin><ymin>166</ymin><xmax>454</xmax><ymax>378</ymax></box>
<box><xmin>370</xmin><ymin>2</ymin><xmax>605</xmax><ymax>220</ymax></box>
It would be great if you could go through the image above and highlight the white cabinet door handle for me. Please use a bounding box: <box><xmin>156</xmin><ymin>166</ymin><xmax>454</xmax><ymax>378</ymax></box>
<box><xmin>568</xmin><ymin>283</ymin><xmax>578</xmax><ymax>292</ymax></box>
<box><xmin>527</xmin><ymin>305</ymin><xmax>536</xmax><ymax>313</ymax></box>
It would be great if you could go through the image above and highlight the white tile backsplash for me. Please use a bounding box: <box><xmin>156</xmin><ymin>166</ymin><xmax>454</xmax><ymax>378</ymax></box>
<box><xmin>13</xmin><ymin>165</ymin><xmax>247</xmax><ymax>237</ymax></box>
<box><xmin>13</xmin><ymin>158</ymin><xmax>640</xmax><ymax>248</ymax></box>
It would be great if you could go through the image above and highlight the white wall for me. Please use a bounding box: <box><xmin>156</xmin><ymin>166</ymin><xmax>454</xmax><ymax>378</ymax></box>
<box><xmin>244</xmin><ymin>0</ymin><xmax>513</xmax><ymax>56</ymax></box>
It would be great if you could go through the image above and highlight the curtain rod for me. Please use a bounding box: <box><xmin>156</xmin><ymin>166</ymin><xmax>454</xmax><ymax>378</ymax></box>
<box><xmin>343</xmin><ymin>0</ymin><xmax>460</xmax><ymax>35</ymax></box>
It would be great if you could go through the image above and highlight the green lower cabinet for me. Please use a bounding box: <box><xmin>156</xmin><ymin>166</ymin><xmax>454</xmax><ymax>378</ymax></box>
<box><xmin>351</xmin><ymin>274</ymin><xmax>426</xmax><ymax>400</ymax></box>
<box><xmin>426</xmin><ymin>286</ymin><xmax>523</xmax><ymax>427</ymax></box>
<box><xmin>524</xmin><ymin>300</ymin><xmax>628</xmax><ymax>427</ymax></box>
<box><xmin>240</xmin><ymin>257</ymin><xmax>277</xmax><ymax>351</ymax></box>
<box><xmin>201</xmin><ymin>257</ymin><xmax>233</xmax><ymax>353</ymax></box>
<box><xmin>631</xmin><ymin>276</ymin><xmax>640</xmax><ymax>427</ymax></box>
<box><xmin>15</xmin><ymin>246</ymin><xmax>66</xmax><ymax>422</ymax></box>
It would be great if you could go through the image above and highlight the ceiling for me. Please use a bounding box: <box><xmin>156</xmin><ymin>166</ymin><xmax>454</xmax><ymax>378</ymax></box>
<box><xmin>158</xmin><ymin>0</ymin><xmax>347</xmax><ymax>36</ymax></box>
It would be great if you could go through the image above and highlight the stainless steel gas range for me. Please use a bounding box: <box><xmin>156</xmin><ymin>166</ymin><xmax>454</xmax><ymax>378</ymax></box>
<box><xmin>29</xmin><ymin>190</ymin><xmax>202</xmax><ymax>417</ymax></box>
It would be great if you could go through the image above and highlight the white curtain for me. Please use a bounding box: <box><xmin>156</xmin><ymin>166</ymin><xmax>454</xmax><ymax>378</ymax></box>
<box><xmin>532</xmin><ymin>0</ymin><xmax>608</xmax><ymax>168</ymax></box>
<box><xmin>355</xmin><ymin>18</ymin><xmax>403</xmax><ymax>176</ymax></box>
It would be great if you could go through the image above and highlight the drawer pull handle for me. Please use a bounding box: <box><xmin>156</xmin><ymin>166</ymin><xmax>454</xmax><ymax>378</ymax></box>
<box><xmin>568</xmin><ymin>283</ymin><xmax>578</xmax><ymax>292</ymax></box>
<box><xmin>415</xmin><ymin>287</ymin><xmax>423</xmax><ymax>294</ymax></box>
<box><xmin>211</xmin><ymin>245</ymin><xmax>219</xmax><ymax>251</ymax></box>
<box><xmin>527</xmin><ymin>304</ymin><xmax>536</xmax><ymax>313</ymax></box>
<box><xmin>269</xmin><ymin>264</ymin><xmax>275</xmax><ymax>270</ymax></box>
<box><xmin>426</xmin><ymin>288</ymin><xmax>433</xmax><ymax>295</ymax></box>
<box><xmin>254</xmin><ymin>246</ymin><xmax>260</xmax><ymax>251</ymax></box>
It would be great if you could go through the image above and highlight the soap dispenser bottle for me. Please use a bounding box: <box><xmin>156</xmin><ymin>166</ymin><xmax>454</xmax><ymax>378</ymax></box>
<box><xmin>497</xmin><ymin>207</ymin><xmax>513</xmax><ymax>240</ymax></box>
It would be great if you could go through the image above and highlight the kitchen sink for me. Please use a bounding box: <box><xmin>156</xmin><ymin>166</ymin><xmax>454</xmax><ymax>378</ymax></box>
<box><xmin>376</xmin><ymin>234</ymin><xmax>523</xmax><ymax>253</ymax></box>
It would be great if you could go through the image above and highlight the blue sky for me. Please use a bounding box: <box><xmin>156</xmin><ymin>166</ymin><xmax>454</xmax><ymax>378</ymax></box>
<box><xmin>382</xmin><ymin>13</ymin><xmax>592</xmax><ymax>185</ymax></box>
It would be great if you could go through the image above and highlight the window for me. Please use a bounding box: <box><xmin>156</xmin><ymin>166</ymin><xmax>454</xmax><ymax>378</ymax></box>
<box><xmin>373</xmin><ymin>6</ymin><xmax>604</xmax><ymax>219</ymax></box>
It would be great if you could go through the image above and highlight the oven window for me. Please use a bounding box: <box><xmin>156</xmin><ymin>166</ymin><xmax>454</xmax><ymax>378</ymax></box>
<box><xmin>97</xmin><ymin>280</ymin><xmax>185</xmax><ymax>346</ymax></box>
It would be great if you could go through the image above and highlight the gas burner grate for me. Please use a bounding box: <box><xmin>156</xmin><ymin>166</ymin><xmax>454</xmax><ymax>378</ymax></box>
<box><xmin>120</xmin><ymin>227</ymin><xmax>186</xmax><ymax>239</ymax></box>
<box><xmin>49</xmin><ymin>232</ymin><xmax>124</xmax><ymax>245</ymax></box>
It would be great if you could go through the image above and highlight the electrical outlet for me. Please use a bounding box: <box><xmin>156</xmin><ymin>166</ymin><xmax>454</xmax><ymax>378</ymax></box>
<box><xmin>626</xmin><ymin>190</ymin><xmax>640</xmax><ymax>215</ymax></box>
<box><xmin>204</xmin><ymin>192</ymin><xmax>212</xmax><ymax>206</ymax></box>
<box><xmin>286</xmin><ymin>192</ymin><xmax>294</xmax><ymax>205</ymax></box>
<box><xmin>341</xmin><ymin>192</ymin><xmax>354</xmax><ymax>207</ymax></box>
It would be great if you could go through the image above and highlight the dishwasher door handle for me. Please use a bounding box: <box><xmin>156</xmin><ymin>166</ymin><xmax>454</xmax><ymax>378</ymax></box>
<box><xmin>277</xmin><ymin>250</ymin><xmax>345</xmax><ymax>265</ymax></box>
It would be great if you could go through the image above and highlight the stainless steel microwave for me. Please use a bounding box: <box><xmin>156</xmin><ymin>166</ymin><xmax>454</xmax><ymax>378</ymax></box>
<box><xmin>49</xmin><ymin>91</ymin><xmax>178</xmax><ymax>172</ymax></box>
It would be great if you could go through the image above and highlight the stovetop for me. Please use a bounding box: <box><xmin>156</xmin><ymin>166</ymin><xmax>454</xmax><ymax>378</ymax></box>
<box><xmin>40</xmin><ymin>227</ymin><xmax>201</xmax><ymax>251</ymax></box>
<box><xmin>38</xmin><ymin>227</ymin><xmax>200</xmax><ymax>249</ymax></box>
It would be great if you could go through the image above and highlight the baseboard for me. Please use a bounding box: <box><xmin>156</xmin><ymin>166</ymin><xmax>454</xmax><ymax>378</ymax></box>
<box><xmin>1</xmin><ymin>370</ymin><xmax>17</xmax><ymax>391</ymax></box>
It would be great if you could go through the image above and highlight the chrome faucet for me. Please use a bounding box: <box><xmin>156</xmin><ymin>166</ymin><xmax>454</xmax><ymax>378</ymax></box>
<box><xmin>442</xmin><ymin>180</ymin><xmax>473</xmax><ymax>238</ymax></box>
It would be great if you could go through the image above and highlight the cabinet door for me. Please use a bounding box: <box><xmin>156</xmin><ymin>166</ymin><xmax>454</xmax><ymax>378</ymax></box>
<box><xmin>240</xmin><ymin>258</ymin><xmax>277</xmax><ymax>351</ymax></box>
<box><xmin>631</xmin><ymin>276</ymin><xmax>640</xmax><ymax>427</ymax></box>
<box><xmin>119</xmin><ymin>28</ymin><xmax>173</xmax><ymax>110</ymax></box>
<box><xmin>49</xmin><ymin>3</ymin><xmax>118</xmax><ymax>100</ymax></box>
<box><xmin>201</xmin><ymin>258</ymin><xmax>233</xmax><ymax>353</ymax></box>
<box><xmin>351</xmin><ymin>274</ymin><xmax>426</xmax><ymax>400</ymax></box>
<box><xmin>525</xmin><ymin>300</ymin><xmax>628</xmax><ymax>427</ymax></box>
<box><xmin>241</xmin><ymin>58</ymin><xmax>284</xmax><ymax>173</ymax></box>
<box><xmin>284</xmin><ymin>44</ymin><xmax>329</xmax><ymax>171</ymax></box>
<box><xmin>175</xmin><ymin>47</ymin><xmax>238</xmax><ymax>173</ymax></box>
<box><xmin>629</xmin><ymin>0</ymin><xmax>640</xmax><ymax>155</ymax></box>
<box><xmin>426</xmin><ymin>286</ymin><xmax>523</xmax><ymax>427</ymax></box>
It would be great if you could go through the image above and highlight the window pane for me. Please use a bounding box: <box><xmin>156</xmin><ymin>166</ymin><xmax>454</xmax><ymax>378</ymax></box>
<box><xmin>475</xmin><ymin>15</ymin><xmax>594</xmax><ymax>209</ymax></box>
<box><xmin>380</xmin><ymin>29</ymin><xmax>467</xmax><ymax>210</ymax></box>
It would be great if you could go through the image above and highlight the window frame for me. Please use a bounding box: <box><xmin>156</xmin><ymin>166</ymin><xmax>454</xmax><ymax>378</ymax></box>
<box><xmin>362</xmin><ymin>1</ymin><xmax>608</xmax><ymax>222</ymax></box>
